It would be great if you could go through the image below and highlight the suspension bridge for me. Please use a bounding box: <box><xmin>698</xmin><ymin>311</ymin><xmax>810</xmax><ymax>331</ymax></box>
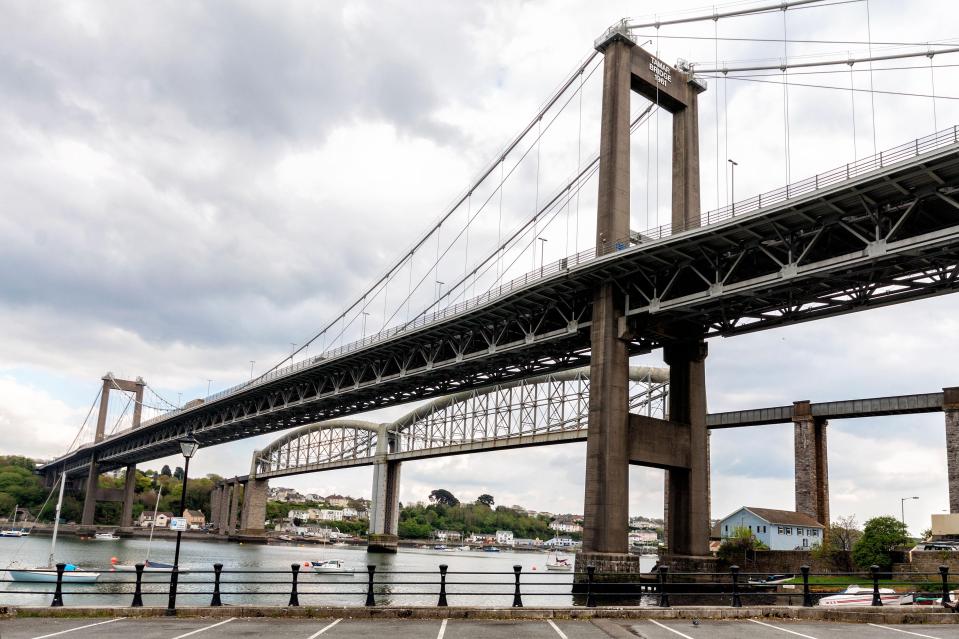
<box><xmin>34</xmin><ymin>0</ymin><xmax>959</xmax><ymax>574</ymax></box>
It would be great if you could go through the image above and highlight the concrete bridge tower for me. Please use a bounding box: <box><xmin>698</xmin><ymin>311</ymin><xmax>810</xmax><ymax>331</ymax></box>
<box><xmin>369</xmin><ymin>424</ymin><xmax>401</xmax><ymax>552</ymax></box>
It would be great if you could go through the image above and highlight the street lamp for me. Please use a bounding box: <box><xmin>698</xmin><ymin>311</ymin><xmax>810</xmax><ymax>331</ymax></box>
<box><xmin>901</xmin><ymin>496</ymin><xmax>919</xmax><ymax>526</ymax></box>
<box><xmin>435</xmin><ymin>280</ymin><xmax>445</xmax><ymax>302</ymax></box>
<box><xmin>206</xmin><ymin>380</ymin><xmax>212</xmax><ymax>397</ymax></box>
<box><xmin>538</xmin><ymin>237</ymin><xmax>548</xmax><ymax>274</ymax></box>
<box><xmin>167</xmin><ymin>434</ymin><xmax>200</xmax><ymax>615</ymax></box>
<box><xmin>249</xmin><ymin>360</ymin><xmax>255</xmax><ymax>381</ymax></box>
<box><xmin>361</xmin><ymin>312</ymin><xmax>370</xmax><ymax>339</ymax></box>
<box><xmin>728</xmin><ymin>159</ymin><xmax>739</xmax><ymax>214</ymax></box>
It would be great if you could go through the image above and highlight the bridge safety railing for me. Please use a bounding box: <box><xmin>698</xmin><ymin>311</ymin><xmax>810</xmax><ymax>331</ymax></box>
<box><xmin>4</xmin><ymin>562</ymin><xmax>959</xmax><ymax>610</ymax></box>
<box><xmin>134</xmin><ymin>125</ymin><xmax>959</xmax><ymax>433</ymax></box>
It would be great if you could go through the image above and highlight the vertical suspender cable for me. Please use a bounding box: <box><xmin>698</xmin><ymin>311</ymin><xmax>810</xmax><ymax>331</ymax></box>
<box><xmin>715</xmin><ymin>11</ymin><xmax>721</xmax><ymax>212</ymax></box>
<box><xmin>406</xmin><ymin>253</ymin><xmax>413</xmax><ymax>323</ymax></box>
<box><xmin>497</xmin><ymin>160</ymin><xmax>505</xmax><ymax>279</ymax></box>
<box><xmin>575</xmin><ymin>69</ymin><xmax>583</xmax><ymax>255</ymax></box>
<box><xmin>928</xmin><ymin>52</ymin><xmax>938</xmax><ymax>133</ymax></box>
<box><xmin>724</xmin><ymin>68</ymin><xmax>730</xmax><ymax>206</ymax></box>
<box><xmin>533</xmin><ymin>117</ymin><xmax>542</xmax><ymax>270</ymax></box>
<box><xmin>866</xmin><ymin>0</ymin><xmax>878</xmax><ymax>154</ymax></box>
<box><xmin>464</xmin><ymin>192</ymin><xmax>471</xmax><ymax>302</ymax></box>
<box><xmin>849</xmin><ymin>59</ymin><xmax>858</xmax><ymax>161</ymax></box>
<box><xmin>782</xmin><ymin>7</ymin><xmax>792</xmax><ymax>185</ymax></box>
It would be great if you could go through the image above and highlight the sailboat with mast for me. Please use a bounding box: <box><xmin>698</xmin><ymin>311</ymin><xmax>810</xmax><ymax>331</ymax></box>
<box><xmin>111</xmin><ymin>486</ymin><xmax>178</xmax><ymax>572</ymax></box>
<box><xmin>7</xmin><ymin>474</ymin><xmax>101</xmax><ymax>583</ymax></box>
<box><xmin>1</xmin><ymin>504</ymin><xmax>23</xmax><ymax>537</ymax></box>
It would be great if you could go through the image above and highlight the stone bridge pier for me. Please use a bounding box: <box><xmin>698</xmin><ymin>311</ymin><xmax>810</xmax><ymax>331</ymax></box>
<box><xmin>369</xmin><ymin>425</ymin><xmax>401</xmax><ymax>553</ymax></box>
<box><xmin>80</xmin><ymin>374</ymin><xmax>145</xmax><ymax>528</ymax></box>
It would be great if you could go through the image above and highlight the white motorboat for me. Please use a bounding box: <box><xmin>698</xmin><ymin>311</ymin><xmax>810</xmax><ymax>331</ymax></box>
<box><xmin>545</xmin><ymin>553</ymin><xmax>573</xmax><ymax>571</ymax></box>
<box><xmin>7</xmin><ymin>477</ymin><xmax>101</xmax><ymax>584</ymax></box>
<box><xmin>311</xmin><ymin>560</ymin><xmax>353</xmax><ymax>574</ymax></box>
<box><xmin>0</xmin><ymin>530</ymin><xmax>23</xmax><ymax>538</ymax></box>
<box><xmin>456</xmin><ymin>545</ymin><xmax>471</xmax><ymax>551</ymax></box>
<box><xmin>110</xmin><ymin>558</ymin><xmax>183</xmax><ymax>573</ymax></box>
<box><xmin>94</xmin><ymin>532</ymin><xmax>120</xmax><ymax>541</ymax></box>
<box><xmin>818</xmin><ymin>585</ymin><xmax>913</xmax><ymax>606</ymax></box>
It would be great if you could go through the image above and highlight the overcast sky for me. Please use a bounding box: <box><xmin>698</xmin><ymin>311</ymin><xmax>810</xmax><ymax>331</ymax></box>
<box><xmin>2</xmin><ymin>0</ymin><xmax>958</xmax><ymax>535</ymax></box>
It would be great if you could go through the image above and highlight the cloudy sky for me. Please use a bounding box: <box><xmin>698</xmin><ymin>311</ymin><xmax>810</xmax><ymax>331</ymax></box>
<box><xmin>2</xmin><ymin>0</ymin><xmax>958</xmax><ymax>535</ymax></box>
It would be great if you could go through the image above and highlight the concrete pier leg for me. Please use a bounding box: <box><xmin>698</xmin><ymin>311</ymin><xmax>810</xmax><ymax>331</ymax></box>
<box><xmin>228</xmin><ymin>480</ymin><xmax>241</xmax><ymax>535</ymax></box>
<box><xmin>80</xmin><ymin>461</ymin><xmax>99</xmax><ymax>526</ymax></box>
<box><xmin>369</xmin><ymin>460</ymin><xmax>401</xmax><ymax>552</ymax></box>
<box><xmin>793</xmin><ymin>401</ymin><xmax>830</xmax><ymax>525</ymax></box>
<box><xmin>663</xmin><ymin>339</ymin><xmax>710</xmax><ymax>557</ymax></box>
<box><xmin>219</xmin><ymin>483</ymin><xmax>233</xmax><ymax>535</ymax></box>
<box><xmin>120</xmin><ymin>464</ymin><xmax>137</xmax><ymax>528</ymax></box>
<box><xmin>238</xmin><ymin>478</ymin><xmax>268</xmax><ymax>539</ymax></box>
<box><xmin>944</xmin><ymin>387</ymin><xmax>959</xmax><ymax>513</ymax></box>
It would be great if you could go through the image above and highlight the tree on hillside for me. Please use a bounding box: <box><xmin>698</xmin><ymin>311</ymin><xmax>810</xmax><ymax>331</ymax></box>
<box><xmin>852</xmin><ymin>516</ymin><xmax>910</xmax><ymax>571</ymax></box>
<box><xmin>476</xmin><ymin>494</ymin><xmax>494</xmax><ymax>508</ymax></box>
<box><xmin>428</xmin><ymin>489</ymin><xmax>459</xmax><ymax>507</ymax></box>
<box><xmin>830</xmin><ymin>514</ymin><xmax>862</xmax><ymax>551</ymax></box>
<box><xmin>160</xmin><ymin>465</ymin><xmax>172</xmax><ymax>477</ymax></box>
<box><xmin>173</xmin><ymin>467</ymin><xmax>184</xmax><ymax>481</ymax></box>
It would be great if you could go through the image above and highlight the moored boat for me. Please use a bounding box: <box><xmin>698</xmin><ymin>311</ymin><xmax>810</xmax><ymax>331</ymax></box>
<box><xmin>545</xmin><ymin>553</ymin><xmax>572</xmax><ymax>571</ymax></box>
<box><xmin>94</xmin><ymin>532</ymin><xmax>120</xmax><ymax>541</ymax></box>
<box><xmin>8</xmin><ymin>564</ymin><xmax>100</xmax><ymax>583</ymax></box>
<box><xmin>311</xmin><ymin>559</ymin><xmax>353</xmax><ymax>573</ymax></box>
<box><xmin>818</xmin><ymin>585</ymin><xmax>913</xmax><ymax>606</ymax></box>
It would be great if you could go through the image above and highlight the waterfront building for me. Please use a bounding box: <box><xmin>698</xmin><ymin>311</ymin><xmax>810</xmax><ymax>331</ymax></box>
<box><xmin>183</xmin><ymin>509</ymin><xmax>206</xmax><ymax>528</ymax></box>
<box><xmin>544</xmin><ymin>536</ymin><xmax>580</xmax><ymax>549</ymax></box>
<box><xmin>717</xmin><ymin>507</ymin><xmax>824</xmax><ymax>551</ymax></box>
<box><xmin>326</xmin><ymin>494</ymin><xmax>349</xmax><ymax>508</ymax></box>
<box><xmin>495</xmin><ymin>530</ymin><xmax>514</xmax><ymax>546</ymax></box>
<box><xmin>154</xmin><ymin>512</ymin><xmax>174</xmax><ymax>528</ymax></box>
<box><xmin>434</xmin><ymin>530</ymin><xmax>463</xmax><ymax>543</ymax></box>
<box><xmin>550</xmin><ymin>521</ymin><xmax>583</xmax><ymax>533</ymax></box>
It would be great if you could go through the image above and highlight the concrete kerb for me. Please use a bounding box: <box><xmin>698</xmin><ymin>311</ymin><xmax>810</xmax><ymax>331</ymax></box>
<box><xmin>5</xmin><ymin>606</ymin><xmax>959</xmax><ymax>624</ymax></box>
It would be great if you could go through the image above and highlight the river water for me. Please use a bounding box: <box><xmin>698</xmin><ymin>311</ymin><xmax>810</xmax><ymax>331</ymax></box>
<box><xmin>0</xmin><ymin>536</ymin><xmax>657</xmax><ymax>608</ymax></box>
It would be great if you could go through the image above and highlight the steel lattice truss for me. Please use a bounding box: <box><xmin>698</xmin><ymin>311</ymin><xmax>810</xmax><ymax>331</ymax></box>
<box><xmin>41</xmin><ymin>131</ymin><xmax>959</xmax><ymax>479</ymax></box>
<box><xmin>250</xmin><ymin>367</ymin><xmax>667</xmax><ymax>479</ymax></box>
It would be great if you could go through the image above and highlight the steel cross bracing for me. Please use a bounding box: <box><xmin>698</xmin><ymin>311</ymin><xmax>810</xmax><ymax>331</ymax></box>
<box><xmin>40</xmin><ymin>127</ymin><xmax>959</xmax><ymax>478</ymax></box>
<box><xmin>250</xmin><ymin>366</ymin><xmax>669</xmax><ymax>479</ymax></box>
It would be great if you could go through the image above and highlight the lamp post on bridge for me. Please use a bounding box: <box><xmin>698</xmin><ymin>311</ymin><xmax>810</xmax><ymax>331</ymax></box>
<box><xmin>728</xmin><ymin>158</ymin><xmax>739</xmax><ymax>214</ymax></box>
<box><xmin>249</xmin><ymin>360</ymin><xmax>255</xmax><ymax>381</ymax></box>
<box><xmin>206</xmin><ymin>380</ymin><xmax>212</xmax><ymax>397</ymax></box>
<box><xmin>166</xmin><ymin>434</ymin><xmax>200</xmax><ymax>615</ymax></box>
<box><xmin>361</xmin><ymin>312</ymin><xmax>370</xmax><ymax>339</ymax></box>
<box><xmin>901</xmin><ymin>496</ymin><xmax>919</xmax><ymax>528</ymax></box>
<box><xmin>538</xmin><ymin>237</ymin><xmax>548</xmax><ymax>274</ymax></box>
<box><xmin>435</xmin><ymin>280</ymin><xmax>444</xmax><ymax>303</ymax></box>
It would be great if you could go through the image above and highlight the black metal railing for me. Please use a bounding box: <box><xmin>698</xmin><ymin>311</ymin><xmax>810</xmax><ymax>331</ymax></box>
<box><xmin>3</xmin><ymin>562</ymin><xmax>959</xmax><ymax>610</ymax></box>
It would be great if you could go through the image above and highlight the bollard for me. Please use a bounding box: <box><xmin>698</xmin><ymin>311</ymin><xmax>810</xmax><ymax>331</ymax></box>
<box><xmin>870</xmin><ymin>565</ymin><xmax>883</xmax><ymax>607</ymax></box>
<box><xmin>166</xmin><ymin>566</ymin><xmax>180</xmax><ymax>615</ymax></box>
<box><xmin>132</xmin><ymin>563</ymin><xmax>144</xmax><ymax>607</ymax></box>
<box><xmin>941</xmin><ymin>565</ymin><xmax>951</xmax><ymax>606</ymax></box>
<box><xmin>365</xmin><ymin>565</ymin><xmax>376</xmax><ymax>607</ymax></box>
<box><xmin>730</xmin><ymin>565</ymin><xmax>742</xmax><ymax>608</ymax></box>
<box><xmin>801</xmin><ymin>565</ymin><xmax>812</xmax><ymax>607</ymax></box>
<box><xmin>658</xmin><ymin>565</ymin><xmax>670</xmax><ymax>608</ymax></box>
<box><xmin>211</xmin><ymin>563</ymin><xmax>223</xmax><ymax>607</ymax></box>
<box><xmin>586</xmin><ymin>565</ymin><xmax>596</xmax><ymax>608</ymax></box>
<box><xmin>51</xmin><ymin>563</ymin><xmax>65</xmax><ymax>607</ymax></box>
<box><xmin>438</xmin><ymin>564</ymin><xmax>448</xmax><ymax>607</ymax></box>
<box><xmin>289</xmin><ymin>563</ymin><xmax>300</xmax><ymax>607</ymax></box>
<box><xmin>512</xmin><ymin>565</ymin><xmax>523</xmax><ymax>608</ymax></box>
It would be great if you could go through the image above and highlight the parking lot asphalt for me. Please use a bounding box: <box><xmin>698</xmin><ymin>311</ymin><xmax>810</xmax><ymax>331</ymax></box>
<box><xmin>7</xmin><ymin>617</ymin><xmax>959</xmax><ymax>639</ymax></box>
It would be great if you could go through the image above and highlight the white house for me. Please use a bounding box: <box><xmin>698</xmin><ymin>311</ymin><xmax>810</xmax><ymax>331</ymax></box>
<box><xmin>550</xmin><ymin>521</ymin><xmax>583</xmax><ymax>534</ymax></box>
<box><xmin>718</xmin><ymin>507</ymin><xmax>824</xmax><ymax>551</ymax></box>
<box><xmin>154</xmin><ymin>512</ymin><xmax>174</xmax><ymax>528</ymax></box>
<box><xmin>319</xmin><ymin>509</ymin><xmax>342</xmax><ymax>521</ymax></box>
<box><xmin>544</xmin><ymin>536</ymin><xmax>580</xmax><ymax>548</ymax></box>
<box><xmin>495</xmin><ymin>530</ymin><xmax>514</xmax><ymax>546</ymax></box>
<box><xmin>326</xmin><ymin>495</ymin><xmax>350</xmax><ymax>508</ymax></box>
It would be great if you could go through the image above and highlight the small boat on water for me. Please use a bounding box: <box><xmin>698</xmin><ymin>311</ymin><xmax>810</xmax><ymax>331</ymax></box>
<box><xmin>8</xmin><ymin>563</ymin><xmax>100</xmax><ymax>583</ymax></box>
<box><xmin>818</xmin><ymin>585</ymin><xmax>914</xmax><ymax>606</ymax></box>
<box><xmin>311</xmin><ymin>560</ymin><xmax>353</xmax><ymax>573</ymax></box>
<box><xmin>483</xmin><ymin>546</ymin><xmax>500</xmax><ymax>552</ymax></box>
<box><xmin>94</xmin><ymin>532</ymin><xmax>120</xmax><ymax>541</ymax></box>
<box><xmin>433</xmin><ymin>544</ymin><xmax>450</xmax><ymax>551</ymax></box>
<box><xmin>747</xmin><ymin>574</ymin><xmax>794</xmax><ymax>585</ymax></box>
<box><xmin>0</xmin><ymin>529</ymin><xmax>23</xmax><ymax>538</ymax></box>
<box><xmin>110</xmin><ymin>558</ymin><xmax>183</xmax><ymax>573</ymax></box>
<box><xmin>546</xmin><ymin>553</ymin><xmax>573</xmax><ymax>571</ymax></box>
<box><xmin>7</xmin><ymin>479</ymin><xmax>100</xmax><ymax>584</ymax></box>
<box><xmin>456</xmin><ymin>545</ymin><xmax>470</xmax><ymax>551</ymax></box>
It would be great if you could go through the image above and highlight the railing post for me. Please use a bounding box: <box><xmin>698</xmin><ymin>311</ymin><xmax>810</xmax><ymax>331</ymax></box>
<box><xmin>801</xmin><ymin>565</ymin><xmax>812</xmax><ymax>607</ymax></box>
<box><xmin>586</xmin><ymin>565</ymin><xmax>596</xmax><ymax>608</ymax></box>
<box><xmin>658</xmin><ymin>565</ymin><xmax>670</xmax><ymax>608</ymax></box>
<box><xmin>512</xmin><ymin>565</ymin><xmax>523</xmax><ymax>608</ymax></box>
<box><xmin>730</xmin><ymin>565</ymin><xmax>742</xmax><ymax>608</ymax></box>
<box><xmin>365</xmin><ymin>565</ymin><xmax>376</xmax><ymax>607</ymax></box>
<box><xmin>870</xmin><ymin>565</ymin><xmax>883</xmax><ymax>606</ymax></box>
<box><xmin>438</xmin><ymin>564</ymin><xmax>448</xmax><ymax>607</ymax></box>
<box><xmin>211</xmin><ymin>563</ymin><xmax>223</xmax><ymax>607</ymax></box>
<box><xmin>288</xmin><ymin>563</ymin><xmax>300</xmax><ymax>607</ymax></box>
<box><xmin>940</xmin><ymin>565</ymin><xmax>951</xmax><ymax>606</ymax></box>
<box><xmin>166</xmin><ymin>566</ymin><xmax>180</xmax><ymax>615</ymax></box>
<box><xmin>51</xmin><ymin>563</ymin><xmax>65</xmax><ymax>607</ymax></box>
<box><xmin>132</xmin><ymin>563</ymin><xmax>144</xmax><ymax>607</ymax></box>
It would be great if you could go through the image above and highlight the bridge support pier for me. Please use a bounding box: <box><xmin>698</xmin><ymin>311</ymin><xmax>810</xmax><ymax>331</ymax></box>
<box><xmin>217</xmin><ymin>482</ymin><xmax>231</xmax><ymax>535</ymax></box>
<box><xmin>944</xmin><ymin>388</ymin><xmax>959</xmax><ymax>513</ymax></box>
<box><xmin>662</xmin><ymin>339</ymin><xmax>711</xmax><ymax>558</ymax></box>
<box><xmin>369</xmin><ymin>459</ymin><xmax>401</xmax><ymax>553</ymax></box>
<box><xmin>80</xmin><ymin>461</ymin><xmax>101</xmax><ymax>526</ymax></box>
<box><xmin>120</xmin><ymin>463</ymin><xmax>137</xmax><ymax>528</ymax></box>
<box><xmin>237</xmin><ymin>478</ymin><xmax>268</xmax><ymax>540</ymax></box>
<box><xmin>793</xmin><ymin>401</ymin><xmax>829</xmax><ymax>526</ymax></box>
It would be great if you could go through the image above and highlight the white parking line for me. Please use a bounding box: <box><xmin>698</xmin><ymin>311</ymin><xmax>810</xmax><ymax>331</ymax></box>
<box><xmin>547</xmin><ymin>619</ymin><xmax>569</xmax><ymax>639</ymax></box>
<box><xmin>647</xmin><ymin>620</ymin><xmax>697</xmax><ymax>639</ymax></box>
<box><xmin>170</xmin><ymin>618</ymin><xmax>235</xmax><ymax>639</ymax></box>
<box><xmin>32</xmin><ymin>618</ymin><xmax>125</xmax><ymax>639</ymax></box>
<box><xmin>748</xmin><ymin>619</ymin><xmax>819</xmax><ymax>638</ymax></box>
<box><xmin>437</xmin><ymin>619</ymin><xmax>448</xmax><ymax>639</ymax></box>
<box><xmin>867</xmin><ymin>624</ymin><xmax>944</xmax><ymax>638</ymax></box>
<box><xmin>307</xmin><ymin>618</ymin><xmax>342</xmax><ymax>638</ymax></box>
